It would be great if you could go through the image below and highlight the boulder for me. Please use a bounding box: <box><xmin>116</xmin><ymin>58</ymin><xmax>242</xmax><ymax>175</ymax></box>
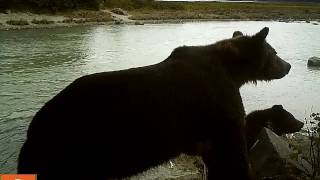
<box><xmin>250</xmin><ymin>128</ymin><xmax>313</xmax><ymax>179</ymax></box>
<box><xmin>114</xmin><ymin>19</ymin><xmax>124</xmax><ymax>25</ymax></box>
<box><xmin>307</xmin><ymin>56</ymin><xmax>320</xmax><ymax>67</ymax></box>
<box><xmin>135</xmin><ymin>21</ymin><xmax>144</xmax><ymax>25</ymax></box>
<box><xmin>111</xmin><ymin>8</ymin><xmax>128</xmax><ymax>16</ymax></box>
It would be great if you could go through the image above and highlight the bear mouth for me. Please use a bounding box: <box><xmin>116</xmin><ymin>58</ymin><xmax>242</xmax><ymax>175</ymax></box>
<box><xmin>269</xmin><ymin>59</ymin><xmax>291</xmax><ymax>80</ymax></box>
<box><xmin>267</xmin><ymin>65</ymin><xmax>291</xmax><ymax>80</ymax></box>
<box><xmin>273</xmin><ymin>72</ymin><xmax>289</xmax><ymax>79</ymax></box>
<box><xmin>286</xmin><ymin>121</ymin><xmax>304</xmax><ymax>133</ymax></box>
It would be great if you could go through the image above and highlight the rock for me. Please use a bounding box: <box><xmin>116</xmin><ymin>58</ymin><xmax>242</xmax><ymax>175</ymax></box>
<box><xmin>279</xmin><ymin>19</ymin><xmax>289</xmax><ymax>23</ymax></box>
<box><xmin>306</xmin><ymin>20</ymin><xmax>311</xmax><ymax>23</ymax></box>
<box><xmin>111</xmin><ymin>8</ymin><xmax>128</xmax><ymax>16</ymax></box>
<box><xmin>307</xmin><ymin>56</ymin><xmax>320</xmax><ymax>67</ymax></box>
<box><xmin>114</xmin><ymin>19</ymin><xmax>124</xmax><ymax>25</ymax></box>
<box><xmin>313</xmin><ymin>23</ymin><xmax>319</xmax><ymax>25</ymax></box>
<box><xmin>250</xmin><ymin>128</ymin><xmax>313</xmax><ymax>179</ymax></box>
<box><xmin>135</xmin><ymin>21</ymin><xmax>144</xmax><ymax>25</ymax></box>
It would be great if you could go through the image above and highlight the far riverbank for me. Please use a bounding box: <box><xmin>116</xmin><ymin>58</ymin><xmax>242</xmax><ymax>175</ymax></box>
<box><xmin>0</xmin><ymin>1</ymin><xmax>319</xmax><ymax>30</ymax></box>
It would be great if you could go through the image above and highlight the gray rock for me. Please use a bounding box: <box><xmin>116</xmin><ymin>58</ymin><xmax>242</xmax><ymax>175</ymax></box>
<box><xmin>250</xmin><ymin>128</ymin><xmax>313</xmax><ymax>179</ymax></box>
<box><xmin>114</xmin><ymin>19</ymin><xmax>124</xmax><ymax>25</ymax></box>
<box><xmin>307</xmin><ymin>56</ymin><xmax>320</xmax><ymax>67</ymax></box>
<box><xmin>111</xmin><ymin>8</ymin><xmax>128</xmax><ymax>16</ymax></box>
<box><xmin>135</xmin><ymin>21</ymin><xmax>144</xmax><ymax>25</ymax></box>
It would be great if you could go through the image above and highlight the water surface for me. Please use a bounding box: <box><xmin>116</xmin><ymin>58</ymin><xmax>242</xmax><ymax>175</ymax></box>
<box><xmin>0</xmin><ymin>21</ymin><xmax>319</xmax><ymax>173</ymax></box>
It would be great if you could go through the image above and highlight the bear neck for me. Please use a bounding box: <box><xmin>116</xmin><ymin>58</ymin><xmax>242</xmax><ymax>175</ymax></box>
<box><xmin>246</xmin><ymin>109</ymin><xmax>272</xmax><ymax>127</ymax></box>
<box><xmin>166</xmin><ymin>43</ymin><xmax>253</xmax><ymax>89</ymax></box>
<box><xmin>213</xmin><ymin>40</ymin><xmax>256</xmax><ymax>88</ymax></box>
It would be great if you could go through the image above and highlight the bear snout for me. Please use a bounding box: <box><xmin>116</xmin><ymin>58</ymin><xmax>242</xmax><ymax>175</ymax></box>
<box><xmin>288</xmin><ymin>120</ymin><xmax>304</xmax><ymax>133</ymax></box>
<box><xmin>284</xmin><ymin>61</ymin><xmax>291</xmax><ymax>75</ymax></box>
<box><xmin>273</xmin><ymin>59</ymin><xmax>291</xmax><ymax>79</ymax></box>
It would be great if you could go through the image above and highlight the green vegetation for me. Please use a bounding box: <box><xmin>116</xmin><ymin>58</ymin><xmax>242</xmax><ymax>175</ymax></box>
<box><xmin>31</xmin><ymin>19</ymin><xmax>54</xmax><ymax>24</ymax></box>
<box><xmin>1</xmin><ymin>0</ymin><xmax>320</xmax><ymax>26</ymax></box>
<box><xmin>129</xmin><ymin>1</ymin><xmax>320</xmax><ymax>21</ymax></box>
<box><xmin>6</xmin><ymin>19</ymin><xmax>29</xmax><ymax>26</ymax></box>
<box><xmin>0</xmin><ymin>0</ymin><xmax>154</xmax><ymax>11</ymax></box>
<box><xmin>105</xmin><ymin>0</ymin><xmax>154</xmax><ymax>10</ymax></box>
<box><xmin>27</xmin><ymin>0</ymin><xmax>104</xmax><ymax>10</ymax></box>
<box><xmin>305</xmin><ymin>113</ymin><xmax>320</xmax><ymax>178</ymax></box>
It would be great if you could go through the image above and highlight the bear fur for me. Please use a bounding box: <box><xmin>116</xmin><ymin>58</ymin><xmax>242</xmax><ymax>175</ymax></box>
<box><xmin>246</xmin><ymin>105</ymin><xmax>304</xmax><ymax>149</ymax></box>
<box><xmin>18</xmin><ymin>27</ymin><xmax>291</xmax><ymax>180</ymax></box>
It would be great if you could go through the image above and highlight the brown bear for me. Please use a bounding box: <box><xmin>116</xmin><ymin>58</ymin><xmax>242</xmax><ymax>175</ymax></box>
<box><xmin>246</xmin><ymin>105</ymin><xmax>304</xmax><ymax>149</ymax></box>
<box><xmin>18</xmin><ymin>27</ymin><xmax>291</xmax><ymax>180</ymax></box>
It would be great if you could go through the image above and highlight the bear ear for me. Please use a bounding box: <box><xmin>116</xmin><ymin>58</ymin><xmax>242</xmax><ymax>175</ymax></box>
<box><xmin>253</xmin><ymin>27</ymin><xmax>269</xmax><ymax>41</ymax></box>
<box><xmin>232</xmin><ymin>31</ymin><xmax>243</xmax><ymax>38</ymax></box>
<box><xmin>272</xmin><ymin>105</ymin><xmax>283</xmax><ymax>110</ymax></box>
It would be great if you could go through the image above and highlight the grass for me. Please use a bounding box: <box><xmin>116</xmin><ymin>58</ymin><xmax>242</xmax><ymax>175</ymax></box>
<box><xmin>6</xmin><ymin>19</ymin><xmax>29</xmax><ymax>26</ymax></box>
<box><xmin>31</xmin><ymin>19</ymin><xmax>55</xmax><ymax>24</ymax></box>
<box><xmin>128</xmin><ymin>1</ymin><xmax>320</xmax><ymax>21</ymax></box>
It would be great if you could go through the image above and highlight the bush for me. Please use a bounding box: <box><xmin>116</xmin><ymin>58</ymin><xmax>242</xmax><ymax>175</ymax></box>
<box><xmin>65</xmin><ymin>10</ymin><xmax>112</xmax><ymax>23</ymax></box>
<box><xmin>1</xmin><ymin>0</ymin><xmax>156</xmax><ymax>11</ymax></box>
<box><xmin>62</xmin><ymin>11</ymin><xmax>112</xmax><ymax>24</ymax></box>
<box><xmin>27</xmin><ymin>0</ymin><xmax>105</xmax><ymax>10</ymax></box>
<box><xmin>62</xmin><ymin>18</ymin><xmax>74</xmax><ymax>23</ymax></box>
<box><xmin>6</xmin><ymin>19</ymin><xmax>29</xmax><ymax>25</ymax></box>
<box><xmin>104</xmin><ymin>0</ymin><xmax>154</xmax><ymax>9</ymax></box>
<box><xmin>31</xmin><ymin>19</ymin><xmax>55</xmax><ymax>24</ymax></box>
<box><xmin>305</xmin><ymin>112</ymin><xmax>320</xmax><ymax>178</ymax></box>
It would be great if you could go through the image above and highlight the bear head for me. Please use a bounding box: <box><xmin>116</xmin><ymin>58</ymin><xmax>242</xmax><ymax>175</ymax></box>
<box><xmin>266</xmin><ymin>105</ymin><xmax>304</xmax><ymax>135</ymax></box>
<box><xmin>220</xmin><ymin>27</ymin><xmax>291</xmax><ymax>86</ymax></box>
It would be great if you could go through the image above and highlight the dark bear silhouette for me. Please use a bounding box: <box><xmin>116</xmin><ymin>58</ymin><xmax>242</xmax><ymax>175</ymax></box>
<box><xmin>18</xmin><ymin>27</ymin><xmax>291</xmax><ymax>180</ymax></box>
<box><xmin>246</xmin><ymin>105</ymin><xmax>304</xmax><ymax>149</ymax></box>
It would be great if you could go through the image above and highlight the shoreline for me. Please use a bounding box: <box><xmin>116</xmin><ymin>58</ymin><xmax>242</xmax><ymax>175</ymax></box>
<box><xmin>0</xmin><ymin>18</ymin><xmax>319</xmax><ymax>31</ymax></box>
<box><xmin>1</xmin><ymin>1</ymin><xmax>320</xmax><ymax>30</ymax></box>
<box><xmin>0</xmin><ymin>13</ymin><xmax>319</xmax><ymax>31</ymax></box>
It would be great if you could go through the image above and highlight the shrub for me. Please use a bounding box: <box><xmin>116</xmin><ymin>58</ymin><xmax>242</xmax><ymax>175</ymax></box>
<box><xmin>66</xmin><ymin>10</ymin><xmax>112</xmax><ymax>23</ymax></box>
<box><xmin>27</xmin><ymin>0</ymin><xmax>105</xmax><ymax>10</ymax></box>
<box><xmin>104</xmin><ymin>0</ymin><xmax>155</xmax><ymax>9</ymax></box>
<box><xmin>62</xmin><ymin>18</ymin><xmax>74</xmax><ymax>23</ymax></box>
<box><xmin>6</xmin><ymin>19</ymin><xmax>29</xmax><ymax>25</ymax></box>
<box><xmin>305</xmin><ymin>112</ymin><xmax>320</xmax><ymax>178</ymax></box>
<box><xmin>31</xmin><ymin>19</ymin><xmax>55</xmax><ymax>24</ymax></box>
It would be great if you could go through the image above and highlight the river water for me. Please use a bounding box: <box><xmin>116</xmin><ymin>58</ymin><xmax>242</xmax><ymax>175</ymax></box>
<box><xmin>0</xmin><ymin>21</ymin><xmax>319</xmax><ymax>173</ymax></box>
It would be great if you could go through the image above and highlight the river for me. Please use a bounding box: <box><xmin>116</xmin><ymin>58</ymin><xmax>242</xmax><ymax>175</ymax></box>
<box><xmin>0</xmin><ymin>21</ymin><xmax>319</xmax><ymax>173</ymax></box>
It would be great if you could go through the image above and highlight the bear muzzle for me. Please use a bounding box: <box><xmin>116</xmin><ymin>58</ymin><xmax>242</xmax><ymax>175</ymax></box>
<box><xmin>283</xmin><ymin>61</ymin><xmax>291</xmax><ymax>75</ymax></box>
<box><xmin>292</xmin><ymin>120</ymin><xmax>304</xmax><ymax>132</ymax></box>
<box><xmin>272</xmin><ymin>59</ymin><xmax>291</xmax><ymax>79</ymax></box>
